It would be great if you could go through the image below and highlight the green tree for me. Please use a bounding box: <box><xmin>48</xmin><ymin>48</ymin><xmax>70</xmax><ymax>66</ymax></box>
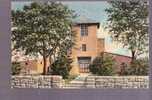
<box><xmin>12</xmin><ymin>62</ymin><xmax>22</xmax><ymax>75</ymax></box>
<box><xmin>89</xmin><ymin>54</ymin><xmax>116</xmax><ymax>76</ymax></box>
<box><xmin>48</xmin><ymin>34</ymin><xmax>75</xmax><ymax>78</ymax></box>
<box><xmin>12</xmin><ymin>2</ymin><xmax>76</xmax><ymax>75</ymax></box>
<box><xmin>105</xmin><ymin>0</ymin><xmax>148</xmax><ymax>61</ymax></box>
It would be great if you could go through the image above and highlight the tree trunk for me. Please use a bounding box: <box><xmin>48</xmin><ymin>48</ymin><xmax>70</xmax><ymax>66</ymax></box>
<box><xmin>131</xmin><ymin>50</ymin><xmax>136</xmax><ymax>62</ymax></box>
<box><xmin>42</xmin><ymin>40</ymin><xmax>47</xmax><ymax>75</ymax></box>
<box><xmin>42</xmin><ymin>55</ymin><xmax>47</xmax><ymax>75</ymax></box>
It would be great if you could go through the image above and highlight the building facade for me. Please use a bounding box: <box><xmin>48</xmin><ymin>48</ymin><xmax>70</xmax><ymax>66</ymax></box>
<box><xmin>69</xmin><ymin>17</ymin><xmax>105</xmax><ymax>75</ymax></box>
<box><xmin>103</xmin><ymin>52</ymin><xmax>132</xmax><ymax>75</ymax></box>
<box><xmin>12</xmin><ymin>17</ymin><xmax>132</xmax><ymax>75</ymax></box>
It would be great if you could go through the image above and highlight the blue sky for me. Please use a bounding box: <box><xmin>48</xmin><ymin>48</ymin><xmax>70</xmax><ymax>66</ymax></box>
<box><xmin>11</xmin><ymin>1</ymin><xmax>130</xmax><ymax>56</ymax></box>
<box><xmin>12</xmin><ymin>1</ymin><xmax>109</xmax><ymax>25</ymax></box>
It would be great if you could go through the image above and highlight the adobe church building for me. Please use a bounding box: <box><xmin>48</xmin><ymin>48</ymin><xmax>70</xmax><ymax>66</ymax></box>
<box><xmin>69</xmin><ymin>17</ymin><xmax>132</xmax><ymax>75</ymax></box>
<box><xmin>69</xmin><ymin>17</ymin><xmax>105</xmax><ymax>75</ymax></box>
<box><xmin>12</xmin><ymin>17</ymin><xmax>132</xmax><ymax>75</ymax></box>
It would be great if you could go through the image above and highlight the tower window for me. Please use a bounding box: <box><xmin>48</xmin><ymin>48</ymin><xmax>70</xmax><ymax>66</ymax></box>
<box><xmin>82</xmin><ymin>44</ymin><xmax>86</xmax><ymax>51</ymax></box>
<box><xmin>25</xmin><ymin>62</ymin><xmax>28</xmax><ymax>65</ymax></box>
<box><xmin>80</xmin><ymin>24</ymin><xmax>88</xmax><ymax>36</ymax></box>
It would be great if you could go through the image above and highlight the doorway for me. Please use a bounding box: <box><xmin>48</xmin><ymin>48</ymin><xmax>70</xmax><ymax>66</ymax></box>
<box><xmin>78</xmin><ymin>57</ymin><xmax>91</xmax><ymax>73</ymax></box>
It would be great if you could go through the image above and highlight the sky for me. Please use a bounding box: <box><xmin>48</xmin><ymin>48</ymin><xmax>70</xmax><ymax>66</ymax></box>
<box><xmin>11</xmin><ymin>1</ymin><xmax>131</xmax><ymax>56</ymax></box>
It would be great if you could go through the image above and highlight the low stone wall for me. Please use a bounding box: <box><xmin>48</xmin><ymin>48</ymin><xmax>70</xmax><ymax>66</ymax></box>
<box><xmin>85</xmin><ymin>76</ymin><xmax>149</xmax><ymax>89</ymax></box>
<box><xmin>11</xmin><ymin>75</ymin><xmax>149</xmax><ymax>89</ymax></box>
<box><xmin>11</xmin><ymin>75</ymin><xmax>63</xmax><ymax>88</ymax></box>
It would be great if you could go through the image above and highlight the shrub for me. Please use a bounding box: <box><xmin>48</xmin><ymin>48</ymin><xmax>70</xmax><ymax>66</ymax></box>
<box><xmin>120</xmin><ymin>58</ymin><xmax>149</xmax><ymax>75</ymax></box>
<box><xmin>119</xmin><ymin>62</ymin><xmax>130</xmax><ymax>75</ymax></box>
<box><xmin>89</xmin><ymin>54</ymin><xmax>116</xmax><ymax>76</ymax></box>
<box><xmin>127</xmin><ymin>58</ymin><xmax>149</xmax><ymax>75</ymax></box>
<box><xmin>48</xmin><ymin>55</ymin><xmax>73</xmax><ymax>79</ymax></box>
<box><xmin>12</xmin><ymin>62</ymin><xmax>22</xmax><ymax>75</ymax></box>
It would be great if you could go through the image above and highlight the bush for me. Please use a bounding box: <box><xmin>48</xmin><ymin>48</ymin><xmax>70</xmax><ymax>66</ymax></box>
<box><xmin>119</xmin><ymin>62</ymin><xmax>129</xmax><ymax>75</ymax></box>
<box><xmin>120</xmin><ymin>58</ymin><xmax>149</xmax><ymax>75</ymax></box>
<box><xmin>12</xmin><ymin>62</ymin><xmax>22</xmax><ymax>75</ymax></box>
<box><xmin>48</xmin><ymin>55</ymin><xmax>73</xmax><ymax>79</ymax></box>
<box><xmin>89</xmin><ymin>54</ymin><xmax>116</xmax><ymax>76</ymax></box>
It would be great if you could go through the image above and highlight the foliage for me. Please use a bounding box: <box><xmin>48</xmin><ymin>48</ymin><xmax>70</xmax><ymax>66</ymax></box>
<box><xmin>89</xmin><ymin>54</ymin><xmax>116</xmax><ymax>76</ymax></box>
<box><xmin>12</xmin><ymin>62</ymin><xmax>22</xmax><ymax>75</ymax></box>
<box><xmin>12</xmin><ymin>2</ymin><xmax>76</xmax><ymax>74</ymax></box>
<box><xmin>119</xmin><ymin>62</ymin><xmax>128</xmax><ymax>75</ymax></box>
<box><xmin>120</xmin><ymin>58</ymin><xmax>149</xmax><ymax>75</ymax></box>
<box><xmin>105</xmin><ymin>0</ymin><xmax>148</xmax><ymax>60</ymax></box>
<box><xmin>48</xmin><ymin>53</ymin><xmax>73</xmax><ymax>79</ymax></box>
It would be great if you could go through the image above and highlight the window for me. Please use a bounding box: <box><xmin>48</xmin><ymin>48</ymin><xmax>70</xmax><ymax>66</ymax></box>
<box><xmin>80</xmin><ymin>24</ymin><xmax>88</xmax><ymax>36</ymax></box>
<box><xmin>78</xmin><ymin>57</ymin><xmax>91</xmax><ymax>73</ymax></box>
<box><xmin>25</xmin><ymin>62</ymin><xmax>28</xmax><ymax>65</ymax></box>
<box><xmin>82</xmin><ymin>44</ymin><xmax>86</xmax><ymax>51</ymax></box>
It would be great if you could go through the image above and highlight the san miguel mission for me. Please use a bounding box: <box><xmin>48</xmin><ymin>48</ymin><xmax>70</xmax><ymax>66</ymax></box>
<box><xmin>11</xmin><ymin>1</ymin><xmax>149</xmax><ymax>89</ymax></box>
<box><xmin>12</xmin><ymin>16</ymin><xmax>132</xmax><ymax>75</ymax></box>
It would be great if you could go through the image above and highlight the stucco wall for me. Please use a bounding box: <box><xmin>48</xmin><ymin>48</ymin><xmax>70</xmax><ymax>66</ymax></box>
<box><xmin>19</xmin><ymin>58</ymin><xmax>50</xmax><ymax>75</ymax></box>
<box><xmin>72</xmin><ymin>25</ymin><xmax>100</xmax><ymax>58</ymax></box>
<box><xmin>103</xmin><ymin>52</ymin><xmax>132</xmax><ymax>74</ymax></box>
<box><xmin>97</xmin><ymin>38</ymin><xmax>105</xmax><ymax>55</ymax></box>
<box><xmin>70</xmin><ymin>24</ymin><xmax>104</xmax><ymax>75</ymax></box>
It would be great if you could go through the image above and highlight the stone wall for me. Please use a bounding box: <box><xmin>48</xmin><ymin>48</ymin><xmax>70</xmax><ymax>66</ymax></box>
<box><xmin>11</xmin><ymin>75</ymin><xmax>63</xmax><ymax>88</ymax></box>
<box><xmin>11</xmin><ymin>75</ymin><xmax>149</xmax><ymax>89</ymax></box>
<box><xmin>85</xmin><ymin>76</ymin><xmax>149</xmax><ymax>89</ymax></box>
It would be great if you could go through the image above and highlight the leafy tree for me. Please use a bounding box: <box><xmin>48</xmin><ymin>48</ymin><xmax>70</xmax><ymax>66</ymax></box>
<box><xmin>12</xmin><ymin>62</ymin><xmax>22</xmax><ymax>75</ymax></box>
<box><xmin>105</xmin><ymin>0</ymin><xmax>148</xmax><ymax>61</ymax></box>
<box><xmin>48</xmin><ymin>35</ymin><xmax>74</xmax><ymax>78</ymax></box>
<box><xmin>89</xmin><ymin>54</ymin><xmax>116</xmax><ymax>76</ymax></box>
<box><xmin>12</xmin><ymin>2</ymin><xmax>76</xmax><ymax>75</ymax></box>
